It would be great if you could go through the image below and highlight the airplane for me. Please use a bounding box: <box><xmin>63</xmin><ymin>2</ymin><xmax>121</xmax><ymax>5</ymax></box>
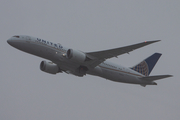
<box><xmin>7</xmin><ymin>35</ymin><xmax>172</xmax><ymax>87</ymax></box>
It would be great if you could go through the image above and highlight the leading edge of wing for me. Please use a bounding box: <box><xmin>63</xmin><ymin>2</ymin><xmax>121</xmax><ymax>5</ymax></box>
<box><xmin>85</xmin><ymin>40</ymin><xmax>161</xmax><ymax>68</ymax></box>
<box><xmin>87</xmin><ymin>40</ymin><xmax>161</xmax><ymax>60</ymax></box>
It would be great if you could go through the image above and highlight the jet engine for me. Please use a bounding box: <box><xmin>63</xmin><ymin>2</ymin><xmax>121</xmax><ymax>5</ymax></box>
<box><xmin>66</xmin><ymin>49</ymin><xmax>90</xmax><ymax>63</ymax></box>
<box><xmin>40</xmin><ymin>61</ymin><xmax>61</xmax><ymax>74</ymax></box>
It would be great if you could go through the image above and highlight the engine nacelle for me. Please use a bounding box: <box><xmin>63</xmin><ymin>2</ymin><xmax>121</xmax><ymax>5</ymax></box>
<box><xmin>66</xmin><ymin>49</ymin><xmax>87</xmax><ymax>63</ymax></box>
<box><xmin>40</xmin><ymin>61</ymin><xmax>60</xmax><ymax>74</ymax></box>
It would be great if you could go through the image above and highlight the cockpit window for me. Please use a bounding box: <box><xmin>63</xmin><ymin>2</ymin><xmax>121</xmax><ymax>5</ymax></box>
<box><xmin>13</xmin><ymin>35</ymin><xmax>20</xmax><ymax>38</ymax></box>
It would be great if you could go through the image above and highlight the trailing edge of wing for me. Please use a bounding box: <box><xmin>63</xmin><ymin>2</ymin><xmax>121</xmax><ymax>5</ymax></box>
<box><xmin>86</xmin><ymin>40</ymin><xmax>161</xmax><ymax>68</ymax></box>
<box><xmin>139</xmin><ymin>75</ymin><xmax>173</xmax><ymax>81</ymax></box>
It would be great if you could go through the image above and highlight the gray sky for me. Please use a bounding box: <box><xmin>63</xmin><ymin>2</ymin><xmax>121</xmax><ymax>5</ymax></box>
<box><xmin>1</xmin><ymin>0</ymin><xmax>179</xmax><ymax>120</ymax></box>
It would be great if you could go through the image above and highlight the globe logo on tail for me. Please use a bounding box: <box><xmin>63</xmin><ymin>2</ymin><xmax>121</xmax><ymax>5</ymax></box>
<box><xmin>131</xmin><ymin>61</ymin><xmax>149</xmax><ymax>76</ymax></box>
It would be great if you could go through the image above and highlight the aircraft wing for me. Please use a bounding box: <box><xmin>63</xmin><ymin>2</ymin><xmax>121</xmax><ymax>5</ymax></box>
<box><xmin>86</xmin><ymin>40</ymin><xmax>160</xmax><ymax>68</ymax></box>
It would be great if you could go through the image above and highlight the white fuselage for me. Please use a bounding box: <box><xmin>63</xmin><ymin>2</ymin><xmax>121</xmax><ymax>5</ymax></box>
<box><xmin>7</xmin><ymin>35</ymin><xmax>155</xmax><ymax>85</ymax></box>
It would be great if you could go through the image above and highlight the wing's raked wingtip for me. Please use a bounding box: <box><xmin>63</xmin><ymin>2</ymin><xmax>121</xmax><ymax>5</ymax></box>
<box><xmin>145</xmin><ymin>40</ymin><xmax>161</xmax><ymax>43</ymax></box>
<box><xmin>168</xmin><ymin>75</ymin><xmax>173</xmax><ymax>77</ymax></box>
<box><xmin>154</xmin><ymin>40</ymin><xmax>161</xmax><ymax>42</ymax></box>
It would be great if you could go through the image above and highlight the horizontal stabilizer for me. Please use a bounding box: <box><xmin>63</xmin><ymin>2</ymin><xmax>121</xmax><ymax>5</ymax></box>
<box><xmin>140</xmin><ymin>75</ymin><xmax>173</xmax><ymax>81</ymax></box>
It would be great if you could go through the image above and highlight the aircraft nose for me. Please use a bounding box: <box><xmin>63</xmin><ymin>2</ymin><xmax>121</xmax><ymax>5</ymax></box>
<box><xmin>7</xmin><ymin>37</ymin><xmax>17</xmax><ymax>46</ymax></box>
<box><xmin>7</xmin><ymin>38</ymin><xmax>12</xmax><ymax>45</ymax></box>
<box><xmin>7</xmin><ymin>37</ymin><xmax>14</xmax><ymax>46</ymax></box>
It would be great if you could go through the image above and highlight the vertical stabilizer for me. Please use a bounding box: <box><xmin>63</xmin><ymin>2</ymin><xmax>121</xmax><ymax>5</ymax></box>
<box><xmin>131</xmin><ymin>53</ymin><xmax>162</xmax><ymax>76</ymax></box>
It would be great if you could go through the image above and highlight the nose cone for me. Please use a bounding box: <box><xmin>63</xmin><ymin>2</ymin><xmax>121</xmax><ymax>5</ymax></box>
<box><xmin>7</xmin><ymin>38</ymin><xmax>12</xmax><ymax>45</ymax></box>
<box><xmin>7</xmin><ymin>37</ymin><xmax>18</xmax><ymax>47</ymax></box>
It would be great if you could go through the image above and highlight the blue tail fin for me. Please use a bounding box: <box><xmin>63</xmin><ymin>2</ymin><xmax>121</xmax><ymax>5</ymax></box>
<box><xmin>131</xmin><ymin>53</ymin><xmax>162</xmax><ymax>76</ymax></box>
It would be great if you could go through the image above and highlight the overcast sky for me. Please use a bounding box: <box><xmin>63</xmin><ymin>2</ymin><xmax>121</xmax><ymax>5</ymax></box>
<box><xmin>1</xmin><ymin>0</ymin><xmax>179</xmax><ymax>120</ymax></box>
